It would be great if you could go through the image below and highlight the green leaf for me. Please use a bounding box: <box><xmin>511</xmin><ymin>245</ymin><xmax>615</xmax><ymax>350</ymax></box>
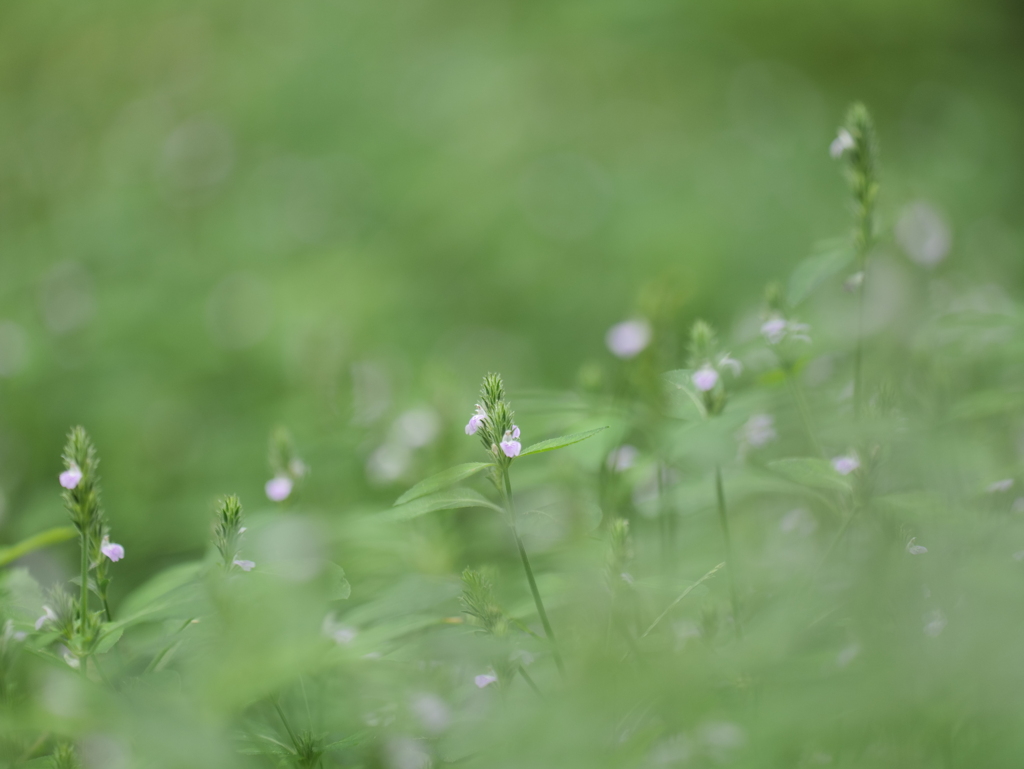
<box><xmin>94</xmin><ymin>625</ymin><xmax>124</xmax><ymax>654</ymax></box>
<box><xmin>768</xmin><ymin>457</ymin><xmax>851</xmax><ymax>493</ymax></box>
<box><xmin>787</xmin><ymin>238</ymin><xmax>854</xmax><ymax>306</ymax></box>
<box><xmin>385</xmin><ymin>488</ymin><xmax>503</xmax><ymax>521</ymax></box>
<box><xmin>118</xmin><ymin>561</ymin><xmax>203</xmax><ymax>620</ymax></box>
<box><xmin>327</xmin><ymin>562</ymin><xmax>351</xmax><ymax>601</ymax></box>
<box><xmin>520</xmin><ymin>427</ymin><xmax>608</xmax><ymax>457</ymax></box>
<box><xmin>395</xmin><ymin>462</ymin><xmax>494</xmax><ymax>506</ymax></box>
<box><xmin>0</xmin><ymin>526</ymin><xmax>76</xmax><ymax>568</ymax></box>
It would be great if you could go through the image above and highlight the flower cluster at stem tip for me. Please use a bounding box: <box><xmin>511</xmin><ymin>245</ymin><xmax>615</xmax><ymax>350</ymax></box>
<box><xmin>687</xmin><ymin>321</ymin><xmax>741</xmax><ymax>416</ymax></box>
<box><xmin>464</xmin><ymin>373</ymin><xmax>522</xmax><ymax>461</ymax></box>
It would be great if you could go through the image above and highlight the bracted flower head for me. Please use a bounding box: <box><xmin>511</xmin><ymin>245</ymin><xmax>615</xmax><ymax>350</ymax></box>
<box><xmin>470</xmin><ymin>374</ymin><xmax>521</xmax><ymax>464</ymax></box>
<box><xmin>100</xmin><ymin>535</ymin><xmax>125</xmax><ymax>562</ymax></box>
<box><xmin>465</xmin><ymin>405</ymin><xmax>487</xmax><ymax>435</ymax></box>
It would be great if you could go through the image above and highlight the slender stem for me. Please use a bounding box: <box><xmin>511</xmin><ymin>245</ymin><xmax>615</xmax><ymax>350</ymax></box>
<box><xmin>516</xmin><ymin>665</ymin><xmax>543</xmax><ymax>698</ymax></box>
<box><xmin>273</xmin><ymin>696</ymin><xmax>300</xmax><ymax>752</ymax></box>
<box><xmin>714</xmin><ymin>466</ymin><xmax>742</xmax><ymax>639</ymax></box>
<box><xmin>787</xmin><ymin>373</ymin><xmax>823</xmax><ymax>457</ymax></box>
<box><xmin>853</xmin><ymin>278</ymin><xmax>866</xmax><ymax>421</ymax></box>
<box><xmin>501</xmin><ymin>467</ymin><xmax>565</xmax><ymax>678</ymax></box>
<box><xmin>79</xmin><ymin>527</ymin><xmax>90</xmax><ymax>639</ymax></box>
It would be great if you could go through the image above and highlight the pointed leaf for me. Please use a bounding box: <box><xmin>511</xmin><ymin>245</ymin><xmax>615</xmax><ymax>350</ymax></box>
<box><xmin>787</xmin><ymin>238</ymin><xmax>854</xmax><ymax>306</ymax></box>
<box><xmin>768</xmin><ymin>458</ymin><xmax>851</xmax><ymax>493</ymax></box>
<box><xmin>118</xmin><ymin>561</ymin><xmax>203</xmax><ymax>619</ymax></box>
<box><xmin>0</xmin><ymin>526</ymin><xmax>76</xmax><ymax>568</ymax></box>
<box><xmin>385</xmin><ymin>488</ymin><xmax>502</xmax><ymax>521</ymax></box>
<box><xmin>520</xmin><ymin>427</ymin><xmax>608</xmax><ymax>457</ymax></box>
<box><xmin>395</xmin><ymin>462</ymin><xmax>494</xmax><ymax>506</ymax></box>
<box><xmin>327</xmin><ymin>563</ymin><xmax>351</xmax><ymax>601</ymax></box>
<box><xmin>94</xmin><ymin>625</ymin><xmax>124</xmax><ymax>654</ymax></box>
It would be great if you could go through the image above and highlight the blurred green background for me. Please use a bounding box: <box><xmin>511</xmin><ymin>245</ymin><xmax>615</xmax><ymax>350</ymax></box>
<box><xmin>0</xmin><ymin>0</ymin><xmax>1021</xmax><ymax>591</ymax></box>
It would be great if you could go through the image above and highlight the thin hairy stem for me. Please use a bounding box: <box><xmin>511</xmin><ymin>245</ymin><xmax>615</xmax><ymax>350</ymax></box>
<box><xmin>79</xmin><ymin>527</ymin><xmax>90</xmax><ymax>641</ymax></box>
<box><xmin>714</xmin><ymin>466</ymin><xmax>743</xmax><ymax>639</ymax></box>
<box><xmin>273</xmin><ymin>696</ymin><xmax>300</xmax><ymax>753</ymax></box>
<box><xmin>501</xmin><ymin>467</ymin><xmax>565</xmax><ymax>678</ymax></box>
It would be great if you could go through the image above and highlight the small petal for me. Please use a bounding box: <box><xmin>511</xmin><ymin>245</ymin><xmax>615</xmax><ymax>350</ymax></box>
<box><xmin>35</xmin><ymin>605</ymin><xmax>57</xmax><ymax>631</ymax></box>
<box><xmin>100</xmin><ymin>536</ymin><xmax>125</xmax><ymax>563</ymax></box>
<box><xmin>761</xmin><ymin>317</ymin><xmax>787</xmax><ymax>345</ymax></box>
<box><xmin>906</xmin><ymin>538</ymin><xmax>928</xmax><ymax>555</ymax></box>
<box><xmin>511</xmin><ymin>425</ymin><xmax>520</xmax><ymax>440</ymax></box>
<box><xmin>692</xmin><ymin>366</ymin><xmax>719</xmax><ymax>392</ymax></box>
<box><xmin>59</xmin><ymin>464</ymin><xmax>83</xmax><ymax>490</ymax></box>
<box><xmin>500</xmin><ymin>440</ymin><xmax>521</xmax><ymax>458</ymax></box>
<box><xmin>718</xmin><ymin>355</ymin><xmax>742</xmax><ymax>376</ymax></box>
<box><xmin>606</xmin><ymin>319</ymin><xmax>652</xmax><ymax>359</ymax></box>
<box><xmin>830</xmin><ymin>128</ymin><xmax>855</xmax><ymax>159</ymax></box>
<box><xmin>233</xmin><ymin>559</ymin><xmax>255</xmax><ymax>572</ymax></box>
<box><xmin>474</xmin><ymin>672</ymin><xmax>498</xmax><ymax>688</ymax></box>
<box><xmin>831</xmin><ymin>454</ymin><xmax>860</xmax><ymax>476</ymax></box>
<box><xmin>465</xmin><ymin>407</ymin><xmax>487</xmax><ymax>436</ymax></box>
<box><xmin>265</xmin><ymin>476</ymin><xmax>293</xmax><ymax>502</ymax></box>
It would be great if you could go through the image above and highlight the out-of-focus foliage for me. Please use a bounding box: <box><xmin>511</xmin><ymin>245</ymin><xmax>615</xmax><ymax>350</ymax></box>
<box><xmin>1</xmin><ymin>0</ymin><xmax>1024</xmax><ymax>766</ymax></box>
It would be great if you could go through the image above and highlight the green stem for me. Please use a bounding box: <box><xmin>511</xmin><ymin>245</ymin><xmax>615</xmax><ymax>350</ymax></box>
<box><xmin>714</xmin><ymin>466</ymin><xmax>742</xmax><ymax>639</ymax></box>
<box><xmin>79</xmin><ymin>527</ymin><xmax>90</xmax><ymax>641</ymax></box>
<box><xmin>501</xmin><ymin>467</ymin><xmax>565</xmax><ymax>678</ymax></box>
<box><xmin>273</xmin><ymin>696</ymin><xmax>300</xmax><ymax>753</ymax></box>
<box><xmin>853</xmin><ymin>276</ymin><xmax>866</xmax><ymax>421</ymax></box>
<box><xmin>787</xmin><ymin>372</ymin><xmax>823</xmax><ymax>457</ymax></box>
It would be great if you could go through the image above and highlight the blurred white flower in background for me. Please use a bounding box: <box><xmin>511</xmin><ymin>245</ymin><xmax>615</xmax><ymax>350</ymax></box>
<box><xmin>896</xmin><ymin>201</ymin><xmax>951</xmax><ymax>268</ymax></box>
<box><xmin>987</xmin><ymin>479</ymin><xmax>1014</xmax><ymax>493</ymax></box>
<box><xmin>410</xmin><ymin>693</ymin><xmax>451</xmax><ymax>734</ymax></box>
<box><xmin>392</xmin><ymin>408</ymin><xmax>440</xmax><ymax>448</ymax></box>
<box><xmin>739</xmin><ymin>414</ymin><xmax>777</xmax><ymax>451</ymax></box>
<box><xmin>607</xmin><ymin>444</ymin><xmax>639</xmax><ymax>472</ymax></box>
<box><xmin>905</xmin><ymin>537</ymin><xmax>928</xmax><ymax>555</ymax></box>
<box><xmin>606</xmin><ymin>319</ymin><xmax>651</xmax><ymax>359</ymax></box>
<box><xmin>832</xmin><ymin>454</ymin><xmax>860</xmax><ymax>476</ymax></box>
<box><xmin>829</xmin><ymin>128</ymin><xmax>855</xmax><ymax>158</ymax></box>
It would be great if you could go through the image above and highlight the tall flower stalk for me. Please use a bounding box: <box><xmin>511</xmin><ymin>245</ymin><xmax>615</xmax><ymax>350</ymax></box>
<box><xmin>466</xmin><ymin>373</ymin><xmax>565</xmax><ymax>677</ymax></box>
<box><xmin>688</xmin><ymin>321</ymin><xmax>743</xmax><ymax>637</ymax></box>
<box><xmin>833</xmin><ymin>103</ymin><xmax>879</xmax><ymax>420</ymax></box>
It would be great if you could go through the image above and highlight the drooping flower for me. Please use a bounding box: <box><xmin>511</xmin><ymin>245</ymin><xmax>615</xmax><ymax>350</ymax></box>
<box><xmin>692</xmin><ymin>366</ymin><xmax>719</xmax><ymax>392</ymax></box>
<box><xmin>35</xmin><ymin>605</ymin><xmax>58</xmax><ymax>631</ymax></box>
<box><xmin>832</xmin><ymin>454</ymin><xmax>860</xmax><ymax>476</ymax></box>
<box><xmin>474</xmin><ymin>672</ymin><xmax>498</xmax><ymax>688</ymax></box>
<box><xmin>830</xmin><ymin>128</ymin><xmax>855</xmax><ymax>159</ymax></box>
<box><xmin>606</xmin><ymin>319</ymin><xmax>652</xmax><ymax>359</ymax></box>
<box><xmin>233</xmin><ymin>558</ymin><xmax>255</xmax><ymax>572</ymax></box>
<box><xmin>905</xmin><ymin>537</ymin><xmax>928</xmax><ymax>555</ymax></box>
<box><xmin>100</xmin><ymin>536</ymin><xmax>125</xmax><ymax>562</ymax></box>
<box><xmin>464</xmin><ymin>406</ymin><xmax>487</xmax><ymax>436</ymax></box>
<box><xmin>499</xmin><ymin>430</ymin><xmax>521</xmax><ymax>458</ymax></box>
<box><xmin>265</xmin><ymin>475</ymin><xmax>293</xmax><ymax>502</ymax></box>
<box><xmin>59</xmin><ymin>463</ymin><xmax>83</xmax><ymax>490</ymax></box>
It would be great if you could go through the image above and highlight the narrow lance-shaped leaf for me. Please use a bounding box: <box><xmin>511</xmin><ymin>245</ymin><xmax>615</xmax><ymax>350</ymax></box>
<box><xmin>0</xmin><ymin>526</ymin><xmax>76</xmax><ymax>568</ymax></box>
<box><xmin>385</xmin><ymin>488</ymin><xmax>504</xmax><ymax>521</ymax></box>
<box><xmin>520</xmin><ymin>427</ymin><xmax>608</xmax><ymax>457</ymax></box>
<box><xmin>394</xmin><ymin>462</ymin><xmax>494</xmax><ymax>506</ymax></box>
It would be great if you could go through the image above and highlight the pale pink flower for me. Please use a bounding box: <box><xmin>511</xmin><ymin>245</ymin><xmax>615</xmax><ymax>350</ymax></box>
<box><xmin>499</xmin><ymin>431</ymin><xmax>521</xmax><ymax>458</ymax></box>
<box><xmin>606</xmin><ymin>319</ymin><xmax>652</xmax><ymax>359</ymax></box>
<box><xmin>739</xmin><ymin>414</ymin><xmax>776</xmax><ymax>449</ymax></box>
<box><xmin>832</xmin><ymin>454</ymin><xmax>860</xmax><ymax>476</ymax></box>
<box><xmin>100</xmin><ymin>536</ymin><xmax>125</xmax><ymax>562</ymax></box>
<box><xmin>830</xmin><ymin>128</ymin><xmax>855</xmax><ymax>159</ymax></box>
<box><xmin>464</xmin><ymin>406</ymin><xmax>487</xmax><ymax>435</ymax></box>
<box><xmin>760</xmin><ymin>317</ymin><xmax>787</xmax><ymax>345</ymax></box>
<box><xmin>474</xmin><ymin>672</ymin><xmax>498</xmax><ymax>688</ymax></box>
<box><xmin>233</xmin><ymin>558</ymin><xmax>255</xmax><ymax>571</ymax></box>
<box><xmin>692</xmin><ymin>366</ymin><xmax>719</xmax><ymax>392</ymax></box>
<box><xmin>265</xmin><ymin>476</ymin><xmax>293</xmax><ymax>502</ymax></box>
<box><xmin>59</xmin><ymin>464</ymin><xmax>83</xmax><ymax>490</ymax></box>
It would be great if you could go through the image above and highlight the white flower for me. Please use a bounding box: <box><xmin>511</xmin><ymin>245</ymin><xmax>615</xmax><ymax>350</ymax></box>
<box><xmin>830</xmin><ymin>128</ymin><xmax>855</xmax><ymax>159</ymax></box>
<box><xmin>35</xmin><ymin>605</ymin><xmax>58</xmax><ymax>631</ymax></box>
<box><xmin>905</xmin><ymin>537</ymin><xmax>928</xmax><ymax>555</ymax></box>
<box><xmin>233</xmin><ymin>558</ymin><xmax>255</xmax><ymax>571</ymax></box>
<box><xmin>605</xmin><ymin>319</ymin><xmax>652</xmax><ymax>359</ymax></box>
<box><xmin>761</xmin><ymin>316</ymin><xmax>811</xmax><ymax>345</ymax></box>
<box><xmin>987</xmin><ymin>479</ymin><xmax>1014</xmax><ymax>493</ymax></box>
<box><xmin>831</xmin><ymin>454</ymin><xmax>860</xmax><ymax>476</ymax></box>
<box><xmin>717</xmin><ymin>354</ymin><xmax>743</xmax><ymax>375</ymax></box>
<box><xmin>410</xmin><ymin>693</ymin><xmax>451</xmax><ymax>734</ymax></box>
<box><xmin>896</xmin><ymin>201</ymin><xmax>951</xmax><ymax>268</ymax></box>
